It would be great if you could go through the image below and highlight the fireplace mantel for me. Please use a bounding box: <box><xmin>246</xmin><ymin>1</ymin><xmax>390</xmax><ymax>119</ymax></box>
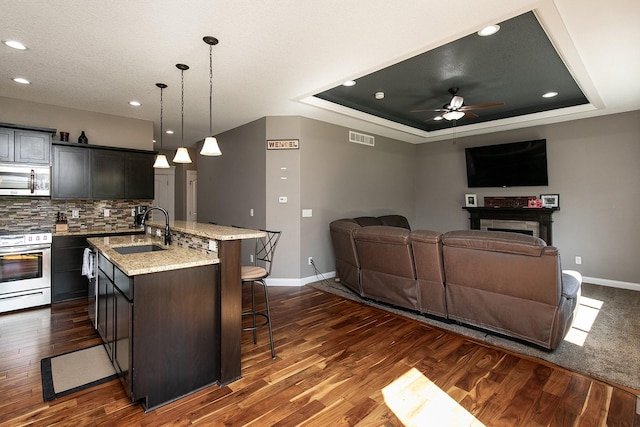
<box><xmin>463</xmin><ymin>207</ymin><xmax>558</xmax><ymax>245</ymax></box>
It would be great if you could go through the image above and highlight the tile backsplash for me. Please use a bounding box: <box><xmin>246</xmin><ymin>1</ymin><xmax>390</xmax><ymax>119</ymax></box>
<box><xmin>0</xmin><ymin>197</ymin><xmax>152</xmax><ymax>233</ymax></box>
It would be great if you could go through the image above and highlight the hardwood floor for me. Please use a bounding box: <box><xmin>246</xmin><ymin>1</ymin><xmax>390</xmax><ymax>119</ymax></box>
<box><xmin>1</xmin><ymin>285</ymin><xmax>638</xmax><ymax>426</ymax></box>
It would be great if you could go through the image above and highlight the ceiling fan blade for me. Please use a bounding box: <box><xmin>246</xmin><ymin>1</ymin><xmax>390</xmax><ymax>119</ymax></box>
<box><xmin>464</xmin><ymin>111</ymin><xmax>479</xmax><ymax>119</ymax></box>
<box><xmin>459</xmin><ymin>102</ymin><xmax>505</xmax><ymax>111</ymax></box>
<box><xmin>449</xmin><ymin>95</ymin><xmax>464</xmax><ymax>109</ymax></box>
<box><xmin>410</xmin><ymin>108</ymin><xmax>449</xmax><ymax>113</ymax></box>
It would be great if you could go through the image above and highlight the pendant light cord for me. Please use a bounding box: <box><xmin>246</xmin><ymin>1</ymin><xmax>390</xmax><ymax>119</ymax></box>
<box><xmin>181</xmin><ymin>68</ymin><xmax>185</xmax><ymax>147</ymax></box>
<box><xmin>160</xmin><ymin>86</ymin><xmax>164</xmax><ymax>150</ymax></box>
<box><xmin>209</xmin><ymin>43</ymin><xmax>213</xmax><ymax>136</ymax></box>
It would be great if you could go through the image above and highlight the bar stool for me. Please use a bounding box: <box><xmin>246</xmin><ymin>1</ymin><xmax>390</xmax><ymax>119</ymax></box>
<box><xmin>241</xmin><ymin>229</ymin><xmax>281</xmax><ymax>359</ymax></box>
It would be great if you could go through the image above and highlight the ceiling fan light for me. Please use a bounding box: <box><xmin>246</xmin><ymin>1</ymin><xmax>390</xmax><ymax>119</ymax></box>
<box><xmin>443</xmin><ymin>111</ymin><xmax>465</xmax><ymax>121</ymax></box>
<box><xmin>200</xmin><ymin>136</ymin><xmax>222</xmax><ymax>156</ymax></box>
<box><xmin>173</xmin><ymin>147</ymin><xmax>192</xmax><ymax>163</ymax></box>
<box><xmin>449</xmin><ymin>95</ymin><xmax>464</xmax><ymax>109</ymax></box>
<box><xmin>433</xmin><ymin>116</ymin><xmax>443</xmax><ymax>121</ymax></box>
<box><xmin>153</xmin><ymin>154</ymin><xmax>171</xmax><ymax>169</ymax></box>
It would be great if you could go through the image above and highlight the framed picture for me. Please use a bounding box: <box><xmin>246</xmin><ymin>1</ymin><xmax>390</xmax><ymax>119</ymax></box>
<box><xmin>465</xmin><ymin>194</ymin><xmax>477</xmax><ymax>207</ymax></box>
<box><xmin>540</xmin><ymin>194</ymin><xmax>560</xmax><ymax>208</ymax></box>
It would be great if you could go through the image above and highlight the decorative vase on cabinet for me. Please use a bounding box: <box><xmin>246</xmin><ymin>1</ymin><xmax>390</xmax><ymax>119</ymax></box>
<box><xmin>78</xmin><ymin>131</ymin><xmax>88</xmax><ymax>144</ymax></box>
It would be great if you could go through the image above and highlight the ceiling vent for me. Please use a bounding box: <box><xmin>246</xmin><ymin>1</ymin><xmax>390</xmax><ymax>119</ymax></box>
<box><xmin>349</xmin><ymin>130</ymin><xmax>375</xmax><ymax>147</ymax></box>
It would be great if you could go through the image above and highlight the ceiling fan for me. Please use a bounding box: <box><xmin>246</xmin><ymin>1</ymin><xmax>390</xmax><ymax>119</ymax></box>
<box><xmin>411</xmin><ymin>87</ymin><xmax>504</xmax><ymax>121</ymax></box>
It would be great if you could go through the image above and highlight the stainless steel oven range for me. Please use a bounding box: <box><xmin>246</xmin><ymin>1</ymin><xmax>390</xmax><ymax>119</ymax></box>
<box><xmin>0</xmin><ymin>231</ymin><xmax>52</xmax><ymax>313</ymax></box>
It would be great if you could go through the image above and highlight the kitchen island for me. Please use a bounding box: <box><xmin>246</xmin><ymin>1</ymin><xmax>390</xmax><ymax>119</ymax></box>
<box><xmin>88</xmin><ymin>222</ymin><xmax>265</xmax><ymax>411</ymax></box>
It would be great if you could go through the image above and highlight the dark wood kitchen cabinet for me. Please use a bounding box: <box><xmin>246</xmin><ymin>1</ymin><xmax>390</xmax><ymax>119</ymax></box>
<box><xmin>92</xmin><ymin>150</ymin><xmax>125</xmax><ymax>199</ymax></box>
<box><xmin>0</xmin><ymin>127</ymin><xmax>51</xmax><ymax>164</ymax></box>
<box><xmin>52</xmin><ymin>231</ymin><xmax>143</xmax><ymax>303</ymax></box>
<box><xmin>51</xmin><ymin>235</ymin><xmax>89</xmax><ymax>302</ymax></box>
<box><xmin>52</xmin><ymin>144</ymin><xmax>91</xmax><ymax>199</ymax></box>
<box><xmin>94</xmin><ymin>252</ymin><xmax>218</xmax><ymax>411</ymax></box>
<box><xmin>52</xmin><ymin>142</ymin><xmax>155</xmax><ymax>200</ymax></box>
<box><xmin>125</xmin><ymin>152</ymin><xmax>155</xmax><ymax>199</ymax></box>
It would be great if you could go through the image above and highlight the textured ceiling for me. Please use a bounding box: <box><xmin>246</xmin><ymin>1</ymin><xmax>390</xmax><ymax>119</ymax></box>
<box><xmin>1</xmin><ymin>0</ymin><xmax>639</xmax><ymax>148</ymax></box>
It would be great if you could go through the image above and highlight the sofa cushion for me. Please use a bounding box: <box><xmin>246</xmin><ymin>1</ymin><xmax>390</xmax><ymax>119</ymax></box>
<box><xmin>378</xmin><ymin>214</ymin><xmax>411</xmax><ymax>230</ymax></box>
<box><xmin>353</xmin><ymin>216</ymin><xmax>383</xmax><ymax>227</ymax></box>
<box><xmin>442</xmin><ymin>229</ymin><xmax>549</xmax><ymax>257</ymax></box>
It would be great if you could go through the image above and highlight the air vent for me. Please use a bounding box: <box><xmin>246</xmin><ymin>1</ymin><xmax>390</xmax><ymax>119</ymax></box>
<box><xmin>349</xmin><ymin>131</ymin><xmax>375</xmax><ymax>147</ymax></box>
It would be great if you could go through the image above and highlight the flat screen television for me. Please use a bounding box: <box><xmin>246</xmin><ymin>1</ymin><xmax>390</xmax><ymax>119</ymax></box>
<box><xmin>465</xmin><ymin>139</ymin><xmax>548</xmax><ymax>188</ymax></box>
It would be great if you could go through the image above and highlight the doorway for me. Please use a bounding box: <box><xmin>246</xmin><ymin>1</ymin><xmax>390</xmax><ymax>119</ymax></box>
<box><xmin>154</xmin><ymin>167</ymin><xmax>175</xmax><ymax>221</ymax></box>
<box><xmin>186</xmin><ymin>170</ymin><xmax>197</xmax><ymax>222</ymax></box>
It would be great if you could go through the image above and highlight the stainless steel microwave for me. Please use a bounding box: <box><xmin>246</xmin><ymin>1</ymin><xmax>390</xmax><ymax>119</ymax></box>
<box><xmin>0</xmin><ymin>164</ymin><xmax>51</xmax><ymax>196</ymax></box>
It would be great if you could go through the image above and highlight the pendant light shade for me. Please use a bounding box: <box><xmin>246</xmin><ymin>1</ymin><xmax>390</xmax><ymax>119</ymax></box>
<box><xmin>153</xmin><ymin>153</ymin><xmax>171</xmax><ymax>168</ymax></box>
<box><xmin>153</xmin><ymin>83</ymin><xmax>171</xmax><ymax>169</ymax></box>
<box><xmin>200</xmin><ymin>36</ymin><xmax>222</xmax><ymax>157</ymax></box>
<box><xmin>173</xmin><ymin>63</ymin><xmax>193</xmax><ymax>164</ymax></box>
<box><xmin>201</xmin><ymin>136</ymin><xmax>221</xmax><ymax>156</ymax></box>
<box><xmin>173</xmin><ymin>147</ymin><xmax>192</xmax><ymax>163</ymax></box>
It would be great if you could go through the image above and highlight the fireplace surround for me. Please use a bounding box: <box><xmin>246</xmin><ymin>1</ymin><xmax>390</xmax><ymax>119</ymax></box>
<box><xmin>463</xmin><ymin>207</ymin><xmax>557</xmax><ymax>244</ymax></box>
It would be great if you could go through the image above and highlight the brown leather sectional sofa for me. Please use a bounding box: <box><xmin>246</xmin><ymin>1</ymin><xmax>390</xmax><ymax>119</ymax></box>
<box><xmin>329</xmin><ymin>216</ymin><xmax>582</xmax><ymax>350</ymax></box>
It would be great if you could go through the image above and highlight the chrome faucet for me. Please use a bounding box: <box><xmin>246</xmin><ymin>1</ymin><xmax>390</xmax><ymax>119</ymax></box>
<box><xmin>141</xmin><ymin>206</ymin><xmax>171</xmax><ymax>245</ymax></box>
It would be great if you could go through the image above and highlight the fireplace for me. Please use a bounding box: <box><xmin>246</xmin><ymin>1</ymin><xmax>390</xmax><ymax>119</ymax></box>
<box><xmin>463</xmin><ymin>207</ymin><xmax>557</xmax><ymax>244</ymax></box>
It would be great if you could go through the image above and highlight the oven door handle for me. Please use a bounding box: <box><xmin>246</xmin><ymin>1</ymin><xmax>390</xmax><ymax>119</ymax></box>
<box><xmin>0</xmin><ymin>244</ymin><xmax>51</xmax><ymax>254</ymax></box>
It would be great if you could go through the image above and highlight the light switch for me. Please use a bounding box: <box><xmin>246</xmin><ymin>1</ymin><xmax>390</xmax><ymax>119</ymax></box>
<box><xmin>104</xmin><ymin>209</ymin><xmax>110</xmax><ymax>217</ymax></box>
<box><xmin>302</xmin><ymin>209</ymin><xmax>313</xmax><ymax>217</ymax></box>
<box><xmin>279</xmin><ymin>196</ymin><xmax>288</xmax><ymax>203</ymax></box>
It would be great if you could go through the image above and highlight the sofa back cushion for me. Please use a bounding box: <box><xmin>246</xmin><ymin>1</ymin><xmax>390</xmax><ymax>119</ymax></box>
<box><xmin>354</xmin><ymin>226</ymin><xmax>418</xmax><ymax>310</ymax></box>
<box><xmin>442</xmin><ymin>230</ymin><xmax>561</xmax><ymax>305</ymax></box>
<box><xmin>410</xmin><ymin>230</ymin><xmax>446</xmax><ymax>317</ymax></box>
<box><xmin>354</xmin><ymin>226</ymin><xmax>415</xmax><ymax>278</ymax></box>
<box><xmin>379</xmin><ymin>215</ymin><xmax>411</xmax><ymax>230</ymax></box>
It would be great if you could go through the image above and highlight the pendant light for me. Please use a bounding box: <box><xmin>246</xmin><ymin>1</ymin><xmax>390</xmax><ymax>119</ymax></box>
<box><xmin>200</xmin><ymin>36</ymin><xmax>222</xmax><ymax>156</ymax></box>
<box><xmin>173</xmin><ymin>63</ymin><xmax>193</xmax><ymax>164</ymax></box>
<box><xmin>153</xmin><ymin>83</ymin><xmax>171</xmax><ymax>169</ymax></box>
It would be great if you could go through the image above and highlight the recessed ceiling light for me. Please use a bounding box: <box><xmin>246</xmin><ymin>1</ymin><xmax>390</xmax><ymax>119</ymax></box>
<box><xmin>375</xmin><ymin>91</ymin><xmax>384</xmax><ymax>100</ymax></box>
<box><xmin>165</xmin><ymin>130</ymin><xmax>174</xmax><ymax>134</ymax></box>
<box><xmin>129</xmin><ymin>101</ymin><xmax>141</xmax><ymax>107</ymax></box>
<box><xmin>342</xmin><ymin>80</ymin><xmax>356</xmax><ymax>87</ymax></box>
<box><xmin>12</xmin><ymin>77</ymin><xmax>30</xmax><ymax>84</ymax></box>
<box><xmin>153</xmin><ymin>139</ymin><xmax>157</xmax><ymax>143</ymax></box>
<box><xmin>542</xmin><ymin>91</ymin><xmax>558</xmax><ymax>98</ymax></box>
<box><xmin>3</xmin><ymin>40</ymin><xmax>27</xmax><ymax>50</ymax></box>
<box><xmin>477</xmin><ymin>25</ymin><xmax>500</xmax><ymax>37</ymax></box>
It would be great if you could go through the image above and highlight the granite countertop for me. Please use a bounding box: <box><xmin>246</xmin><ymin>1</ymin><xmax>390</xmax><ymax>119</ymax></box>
<box><xmin>146</xmin><ymin>220</ymin><xmax>266</xmax><ymax>241</ymax></box>
<box><xmin>87</xmin><ymin>234</ymin><xmax>218</xmax><ymax>276</ymax></box>
<box><xmin>54</xmin><ymin>227</ymin><xmax>144</xmax><ymax>237</ymax></box>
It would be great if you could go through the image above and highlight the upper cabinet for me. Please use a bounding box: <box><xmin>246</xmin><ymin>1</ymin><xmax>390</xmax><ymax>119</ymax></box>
<box><xmin>52</xmin><ymin>142</ymin><xmax>155</xmax><ymax>200</ymax></box>
<box><xmin>0</xmin><ymin>127</ymin><xmax>51</xmax><ymax>164</ymax></box>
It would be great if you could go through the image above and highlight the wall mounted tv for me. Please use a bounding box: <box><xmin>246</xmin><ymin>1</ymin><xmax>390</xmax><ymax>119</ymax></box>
<box><xmin>465</xmin><ymin>139</ymin><xmax>548</xmax><ymax>188</ymax></box>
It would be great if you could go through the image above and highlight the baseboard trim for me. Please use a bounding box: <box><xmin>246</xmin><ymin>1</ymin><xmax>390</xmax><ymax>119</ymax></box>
<box><xmin>265</xmin><ymin>273</ymin><xmax>639</xmax><ymax>292</ymax></box>
<box><xmin>266</xmin><ymin>271</ymin><xmax>336</xmax><ymax>287</ymax></box>
<box><xmin>583</xmin><ymin>276</ymin><xmax>640</xmax><ymax>292</ymax></box>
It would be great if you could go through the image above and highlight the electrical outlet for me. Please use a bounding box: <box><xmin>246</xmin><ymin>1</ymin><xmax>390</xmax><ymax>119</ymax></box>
<box><xmin>575</xmin><ymin>256</ymin><xmax>582</xmax><ymax>265</ymax></box>
<box><xmin>155</xmin><ymin>229</ymin><xmax>161</xmax><ymax>237</ymax></box>
<box><xmin>250</xmin><ymin>208</ymin><xmax>254</xmax><ymax>217</ymax></box>
<box><xmin>308</xmin><ymin>257</ymin><xmax>313</xmax><ymax>266</ymax></box>
<box><xmin>131</xmin><ymin>208</ymin><xmax>136</xmax><ymax>216</ymax></box>
<box><xmin>250</xmin><ymin>254</ymin><xmax>254</xmax><ymax>263</ymax></box>
<box><xmin>72</xmin><ymin>209</ymin><xmax>79</xmax><ymax>218</ymax></box>
<box><xmin>208</xmin><ymin>240</ymin><xmax>218</xmax><ymax>251</ymax></box>
<box><xmin>104</xmin><ymin>209</ymin><xmax>110</xmax><ymax>217</ymax></box>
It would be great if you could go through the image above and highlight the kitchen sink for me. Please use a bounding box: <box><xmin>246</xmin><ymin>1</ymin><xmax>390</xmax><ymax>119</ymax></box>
<box><xmin>114</xmin><ymin>244</ymin><xmax>166</xmax><ymax>255</ymax></box>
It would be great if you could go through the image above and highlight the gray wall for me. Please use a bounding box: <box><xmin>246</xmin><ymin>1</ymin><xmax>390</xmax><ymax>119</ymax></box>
<box><xmin>0</xmin><ymin>96</ymin><xmax>152</xmax><ymax>150</ymax></box>
<box><xmin>197</xmin><ymin>118</ymin><xmax>267</xmax><ymax>264</ymax></box>
<box><xmin>299</xmin><ymin>117</ymin><xmax>416</xmax><ymax>278</ymax></box>
<box><xmin>415</xmin><ymin>110</ymin><xmax>640</xmax><ymax>285</ymax></box>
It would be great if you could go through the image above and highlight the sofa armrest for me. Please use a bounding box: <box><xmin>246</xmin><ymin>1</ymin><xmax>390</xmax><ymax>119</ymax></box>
<box><xmin>561</xmin><ymin>270</ymin><xmax>582</xmax><ymax>299</ymax></box>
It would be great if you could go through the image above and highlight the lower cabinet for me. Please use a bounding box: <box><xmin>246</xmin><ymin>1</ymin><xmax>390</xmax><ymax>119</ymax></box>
<box><xmin>95</xmin><ymin>252</ymin><xmax>219</xmax><ymax>410</ymax></box>
<box><xmin>52</xmin><ymin>236</ymin><xmax>89</xmax><ymax>303</ymax></box>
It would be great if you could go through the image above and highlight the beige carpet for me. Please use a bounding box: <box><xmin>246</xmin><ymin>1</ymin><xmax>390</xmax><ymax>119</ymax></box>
<box><xmin>41</xmin><ymin>344</ymin><xmax>117</xmax><ymax>401</ymax></box>
<box><xmin>309</xmin><ymin>279</ymin><xmax>640</xmax><ymax>393</ymax></box>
